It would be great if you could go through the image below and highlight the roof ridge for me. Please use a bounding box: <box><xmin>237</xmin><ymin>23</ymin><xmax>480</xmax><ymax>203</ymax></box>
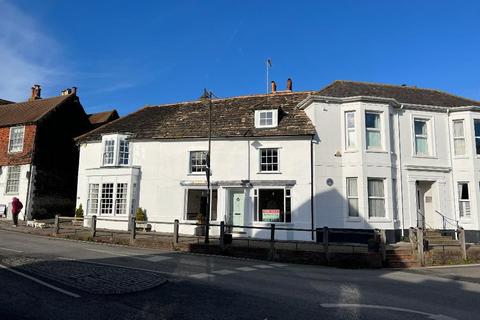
<box><xmin>144</xmin><ymin>90</ymin><xmax>315</xmax><ymax>109</ymax></box>
<box><xmin>329</xmin><ymin>80</ymin><xmax>480</xmax><ymax>105</ymax></box>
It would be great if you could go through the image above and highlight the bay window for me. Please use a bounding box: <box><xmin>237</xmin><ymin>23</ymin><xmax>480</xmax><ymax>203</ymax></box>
<box><xmin>453</xmin><ymin>120</ymin><xmax>465</xmax><ymax>156</ymax></box>
<box><xmin>89</xmin><ymin>182</ymin><xmax>130</xmax><ymax>216</ymax></box>
<box><xmin>345</xmin><ymin>111</ymin><xmax>356</xmax><ymax>149</ymax></box>
<box><xmin>474</xmin><ymin>120</ymin><xmax>480</xmax><ymax>155</ymax></box>
<box><xmin>368</xmin><ymin>178</ymin><xmax>385</xmax><ymax>218</ymax></box>
<box><xmin>87</xmin><ymin>183</ymin><xmax>99</xmax><ymax>215</ymax></box>
<box><xmin>458</xmin><ymin>182</ymin><xmax>470</xmax><ymax>218</ymax></box>
<box><xmin>254</xmin><ymin>188</ymin><xmax>292</xmax><ymax>223</ymax></box>
<box><xmin>346</xmin><ymin>178</ymin><xmax>359</xmax><ymax>217</ymax></box>
<box><xmin>102</xmin><ymin>134</ymin><xmax>130</xmax><ymax>166</ymax></box>
<box><xmin>365</xmin><ymin>112</ymin><xmax>382</xmax><ymax>149</ymax></box>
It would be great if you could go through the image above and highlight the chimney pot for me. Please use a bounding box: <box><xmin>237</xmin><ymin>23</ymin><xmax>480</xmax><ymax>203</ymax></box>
<box><xmin>271</xmin><ymin>81</ymin><xmax>277</xmax><ymax>93</ymax></box>
<box><xmin>29</xmin><ymin>84</ymin><xmax>41</xmax><ymax>100</ymax></box>
<box><xmin>286</xmin><ymin>78</ymin><xmax>293</xmax><ymax>91</ymax></box>
<box><xmin>72</xmin><ymin>87</ymin><xmax>77</xmax><ymax>95</ymax></box>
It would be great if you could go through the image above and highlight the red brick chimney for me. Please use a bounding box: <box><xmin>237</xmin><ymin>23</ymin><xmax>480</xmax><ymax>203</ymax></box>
<box><xmin>29</xmin><ymin>84</ymin><xmax>41</xmax><ymax>101</ymax></box>
<box><xmin>286</xmin><ymin>78</ymin><xmax>292</xmax><ymax>91</ymax></box>
<box><xmin>271</xmin><ymin>81</ymin><xmax>277</xmax><ymax>94</ymax></box>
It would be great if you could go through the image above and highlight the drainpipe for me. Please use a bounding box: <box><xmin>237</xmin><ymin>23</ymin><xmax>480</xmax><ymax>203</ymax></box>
<box><xmin>397</xmin><ymin>105</ymin><xmax>405</xmax><ymax>237</ymax></box>
<box><xmin>446</xmin><ymin>108</ymin><xmax>458</xmax><ymax>227</ymax></box>
<box><xmin>310</xmin><ymin>136</ymin><xmax>315</xmax><ymax>240</ymax></box>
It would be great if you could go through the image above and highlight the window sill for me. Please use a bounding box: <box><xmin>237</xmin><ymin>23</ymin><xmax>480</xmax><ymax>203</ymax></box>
<box><xmin>344</xmin><ymin>150</ymin><xmax>359</xmax><ymax>154</ymax></box>
<box><xmin>412</xmin><ymin>155</ymin><xmax>437</xmax><ymax>159</ymax></box>
<box><xmin>257</xmin><ymin>171</ymin><xmax>282</xmax><ymax>174</ymax></box>
<box><xmin>453</xmin><ymin>156</ymin><xmax>469</xmax><ymax>159</ymax></box>
<box><xmin>188</xmin><ymin>172</ymin><xmax>207</xmax><ymax>176</ymax></box>
<box><xmin>367</xmin><ymin>218</ymin><xmax>391</xmax><ymax>223</ymax></box>
<box><xmin>5</xmin><ymin>192</ymin><xmax>19</xmax><ymax>196</ymax></box>
<box><xmin>346</xmin><ymin>217</ymin><xmax>361</xmax><ymax>222</ymax></box>
<box><xmin>7</xmin><ymin>151</ymin><xmax>23</xmax><ymax>155</ymax></box>
<box><xmin>365</xmin><ymin>149</ymin><xmax>387</xmax><ymax>154</ymax></box>
<box><xmin>253</xmin><ymin>221</ymin><xmax>293</xmax><ymax>226</ymax></box>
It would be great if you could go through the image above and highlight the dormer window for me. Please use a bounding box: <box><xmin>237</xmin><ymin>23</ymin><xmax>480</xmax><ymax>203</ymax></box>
<box><xmin>102</xmin><ymin>134</ymin><xmax>130</xmax><ymax>166</ymax></box>
<box><xmin>255</xmin><ymin>110</ymin><xmax>278</xmax><ymax>128</ymax></box>
<box><xmin>8</xmin><ymin>126</ymin><xmax>25</xmax><ymax>153</ymax></box>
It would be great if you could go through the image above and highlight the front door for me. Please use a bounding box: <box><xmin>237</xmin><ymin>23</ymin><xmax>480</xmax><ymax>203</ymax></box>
<box><xmin>416</xmin><ymin>181</ymin><xmax>435</xmax><ymax>229</ymax></box>
<box><xmin>229</xmin><ymin>190</ymin><xmax>245</xmax><ymax>232</ymax></box>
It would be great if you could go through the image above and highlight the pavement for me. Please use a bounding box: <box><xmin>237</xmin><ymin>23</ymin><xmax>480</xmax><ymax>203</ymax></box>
<box><xmin>0</xmin><ymin>229</ymin><xmax>479</xmax><ymax>320</ymax></box>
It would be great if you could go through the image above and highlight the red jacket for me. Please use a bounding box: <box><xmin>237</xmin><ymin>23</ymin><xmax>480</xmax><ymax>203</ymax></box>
<box><xmin>12</xmin><ymin>198</ymin><xmax>23</xmax><ymax>215</ymax></box>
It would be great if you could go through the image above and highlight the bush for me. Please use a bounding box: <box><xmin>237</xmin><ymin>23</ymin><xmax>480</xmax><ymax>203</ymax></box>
<box><xmin>135</xmin><ymin>207</ymin><xmax>147</xmax><ymax>222</ymax></box>
<box><xmin>75</xmin><ymin>204</ymin><xmax>84</xmax><ymax>218</ymax></box>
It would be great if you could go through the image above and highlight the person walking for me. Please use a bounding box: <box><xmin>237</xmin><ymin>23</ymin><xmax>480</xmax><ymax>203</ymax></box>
<box><xmin>11</xmin><ymin>197</ymin><xmax>23</xmax><ymax>227</ymax></box>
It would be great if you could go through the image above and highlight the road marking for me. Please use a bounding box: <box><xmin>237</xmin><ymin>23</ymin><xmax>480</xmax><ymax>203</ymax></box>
<box><xmin>0</xmin><ymin>246</ymin><xmax>23</xmax><ymax>253</ymax></box>
<box><xmin>253</xmin><ymin>264</ymin><xmax>274</xmax><ymax>269</ymax></box>
<box><xmin>320</xmin><ymin>303</ymin><xmax>457</xmax><ymax>320</ymax></box>
<box><xmin>269</xmin><ymin>263</ymin><xmax>288</xmax><ymax>267</ymax></box>
<box><xmin>0</xmin><ymin>263</ymin><xmax>80</xmax><ymax>298</ymax></box>
<box><xmin>212</xmin><ymin>269</ymin><xmax>237</xmax><ymax>275</ymax></box>
<box><xmin>236</xmin><ymin>266</ymin><xmax>257</xmax><ymax>272</ymax></box>
<box><xmin>189</xmin><ymin>273</ymin><xmax>215</xmax><ymax>279</ymax></box>
<box><xmin>85</xmin><ymin>248</ymin><xmax>172</xmax><ymax>262</ymax></box>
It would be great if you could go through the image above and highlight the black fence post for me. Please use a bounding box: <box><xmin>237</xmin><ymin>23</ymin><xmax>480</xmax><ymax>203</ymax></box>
<box><xmin>269</xmin><ymin>224</ymin><xmax>276</xmax><ymax>260</ymax></box>
<box><xmin>54</xmin><ymin>215</ymin><xmax>60</xmax><ymax>235</ymax></box>
<box><xmin>220</xmin><ymin>221</ymin><xmax>225</xmax><ymax>250</ymax></box>
<box><xmin>130</xmin><ymin>217</ymin><xmax>136</xmax><ymax>244</ymax></box>
<box><xmin>173</xmin><ymin>219</ymin><xmax>179</xmax><ymax>247</ymax></box>
<box><xmin>91</xmin><ymin>215</ymin><xmax>97</xmax><ymax>238</ymax></box>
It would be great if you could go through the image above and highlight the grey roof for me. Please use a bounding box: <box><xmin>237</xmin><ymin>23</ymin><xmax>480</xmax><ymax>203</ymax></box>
<box><xmin>317</xmin><ymin>80</ymin><xmax>480</xmax><ymax>108</ymax></box>
<box><xmin>76</xmin><ymin>91</ymin><xmax>316</xmax><ymax>142</ymax></box>
<box><xmin>0</xmin><ymin>98</ymin><xmax>13</xmax><ymax>105</ymax></box>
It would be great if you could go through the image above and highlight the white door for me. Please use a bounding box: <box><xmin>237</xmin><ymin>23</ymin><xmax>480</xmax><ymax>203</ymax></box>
<box><xmin>229</xmin><ymin>190</ymin><xmax>245</xmax><ymax>232</ymax></box>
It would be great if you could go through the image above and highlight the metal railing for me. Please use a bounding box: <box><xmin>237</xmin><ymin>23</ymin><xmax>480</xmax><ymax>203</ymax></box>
<box><xmin>434</xmin><ymin>210</ymin><xmax>459</xmax><ymax>231</ymax></box>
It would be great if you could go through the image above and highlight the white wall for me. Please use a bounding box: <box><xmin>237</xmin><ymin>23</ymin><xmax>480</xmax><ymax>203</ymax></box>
<box><xmin>76</xmin><ymin>137</ymin><xmax>313</xmax><ymax>241</ymax></box>
<box><xmin>0</xmin><ymin>164</ymin><xmax>30</xmax><ymax>218</ymax></box>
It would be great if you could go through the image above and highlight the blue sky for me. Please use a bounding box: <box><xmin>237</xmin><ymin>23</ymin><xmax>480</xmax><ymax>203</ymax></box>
<box><xmin>1</xmin><ymin>0</ymin><xmax>480</xmax><ymax>115</ymax></box>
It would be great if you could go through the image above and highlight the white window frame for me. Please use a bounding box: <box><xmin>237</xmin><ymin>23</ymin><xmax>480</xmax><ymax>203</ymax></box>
<box><xmin>101</xmin><ymin>134</ymin><xmax>130</xmax><ymax>167</ymax></box>
<box><xmin>90</xmin><ymin>182</ymin><xmax>130</xmax><ymax>217</ymax></box>
<box><xmin>8</xmin><ymin>126</ymin><xmax>25</xmax><ymax>154</ymax></box>
<box><xmin>259</xmin><ymin>148</ymin><xmax>280</xmax><ymax>173</ymax></box>
<box><xmin>86</xmin><ymin>183</ymin><xmax>99</xmax><ymax>216</ymax></box>
<box><xmin>367</xmin><ymin>178</ymin><xmax>386</xmax><ymax>219</ymax></box>
<box><xmin>365</xmin><ymin>112</ymin><xmax>383</xmax><ymax>150</ymax></box>
<box><xmin>253</xmin><ymin>187</ymin><xmax>292</xmax><ymax>223</ymax></box>
<box><xmin>474</xmin><ymin>119</ymin><xmax>480</xmax><ymax>156</ymax></box>
<box><xmin>413</xmin><ymin>117</ymin><xmax>431</xmax><ymax>156</ymax></box>
<box><xmin>458</xmin><ymin>182</ymin><xmax>471</xmax><ymax>219</ymax></box>
<box><xmin>5</xmin><ymin>166</ymin><xmax>21</xmax><ymax>194</ymax></box>
<box><xmin>346</xmin><ymin>177</ymin><xmax>359</xmax><ymax>218</ymax></box>
<box><xmin>189</xmin><ymin>150</ymin><xmax>207</xmax><ymax>174</ymax></box>
<box><xmin>452</xmin><ymin>119</ymin><xmax>466</xmax><ymax>156</ymax></box>
<box><xmin>345</xmin><ymin>111</ymin><xmax>356</xmax><ymax>150</ymax></box>
<box><xmin>255</xmin><ymin>109</ymin><xmax>278</xmax><ymax>128</ymax></box>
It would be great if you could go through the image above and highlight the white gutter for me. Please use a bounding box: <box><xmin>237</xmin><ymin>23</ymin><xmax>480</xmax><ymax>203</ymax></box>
<box><xmin>446</xmin><ymin>108</ymin><xmax>459</xmax><ymax>227</ymax></box>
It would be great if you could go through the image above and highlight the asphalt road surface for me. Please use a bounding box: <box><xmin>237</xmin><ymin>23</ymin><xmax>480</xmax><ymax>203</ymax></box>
<box><xmin>0</xmin><ymin>230</ymin><xmax>478</xmax><ymax>320</ymax></box>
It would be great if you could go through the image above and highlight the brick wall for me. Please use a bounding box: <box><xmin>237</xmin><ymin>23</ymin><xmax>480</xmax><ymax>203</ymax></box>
<box><xmin>0</xmin><ymin>124</ymin><xmax>36</xmax><ymax>166</ymax></box>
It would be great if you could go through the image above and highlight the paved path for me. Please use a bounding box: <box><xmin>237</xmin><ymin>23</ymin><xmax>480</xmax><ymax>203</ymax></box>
<box><xmin>0</xmin><ymin>230</ymin><xmax>478</xmax><ymax>319</ymax></box>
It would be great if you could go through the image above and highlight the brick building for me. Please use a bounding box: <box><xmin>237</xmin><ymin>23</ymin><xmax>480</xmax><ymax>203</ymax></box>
<box><xmin>0</xmin><ymin>85</ymin><xmax>117</xmax><ymax>220</ymax></box>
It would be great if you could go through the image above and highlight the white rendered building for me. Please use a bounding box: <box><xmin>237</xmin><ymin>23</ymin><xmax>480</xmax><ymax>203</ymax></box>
<box><xmin>76</xmin><ymin>80</ymin><xmax>480</xmax><ymax>242</ymax></box>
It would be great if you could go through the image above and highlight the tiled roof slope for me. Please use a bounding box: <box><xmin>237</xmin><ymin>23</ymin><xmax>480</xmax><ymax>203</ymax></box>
<box><xmin>88</xmin><ymin>110</ymin><xmax>119</xmax><ymax>126</ymax></box>
<box><xmin>0</xmin><ymin>98</ymin><xmax>13</xmax><ymax>105</ymax></box>
<box><xmin>317</xmin><ymin>80</ymin><xmax>480</xmax><ymax>108</ymax></box>
<box><xmin>77</xmin><ymin>91</ymin><xmax>315</xmax><ymax>142</ymax></box>
<box><xmin>0</xmin><ymin>95</ymin><xmax>73</xmax><ymax>127</ymax></box>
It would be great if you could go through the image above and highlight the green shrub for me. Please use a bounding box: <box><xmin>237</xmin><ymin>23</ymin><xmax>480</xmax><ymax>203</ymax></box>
<box><xmin>75</xmin><ymin>204</ymin><xmax>84</xmax><ymax>218</ymax></box>
<box><xmin>135</xmin><ymin>207</ymin><xmax>147</xmax><ymax>222</ymax></box>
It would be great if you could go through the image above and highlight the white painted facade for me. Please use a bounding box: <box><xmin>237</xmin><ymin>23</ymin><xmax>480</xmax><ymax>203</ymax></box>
<box><xmin>76</xmin><ymin>137</ymin><xmax>314</xmax><ymax>241</ymax></box>
<box><xmin>303</xmin><ymin>95</ymin><xmax>480</xmax><ymax>240</ymax></box>
<box><xmin>0</xmin><ymin>164</ymin><xmax>31</xmax><ymax>218</ymax></box>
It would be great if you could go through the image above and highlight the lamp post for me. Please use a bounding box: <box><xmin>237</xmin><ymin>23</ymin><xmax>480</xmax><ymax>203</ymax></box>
<box><xmin>200</xmin><ymin>89</ymin><xmax>213</xmax><ymax>244</ymax></box>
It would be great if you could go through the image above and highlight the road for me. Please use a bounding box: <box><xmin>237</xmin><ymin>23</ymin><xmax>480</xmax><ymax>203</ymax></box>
<box><xmin>0</xmin><ymin>230</ymin><xmax>478</xmax><ymax>320</ymax></box>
